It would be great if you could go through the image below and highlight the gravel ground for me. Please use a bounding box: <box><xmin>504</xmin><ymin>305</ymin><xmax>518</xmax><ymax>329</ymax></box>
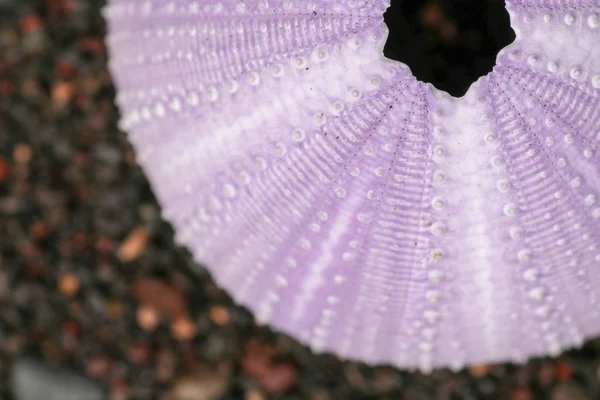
<box><xmin>0</xmin><ymin>0</ymin><xmax>599</xmax><ymax>399</ymax></box>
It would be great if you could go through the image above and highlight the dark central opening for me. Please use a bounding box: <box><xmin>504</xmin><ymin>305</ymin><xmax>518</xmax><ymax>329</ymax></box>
<box><xmin>383</xmin><ymin>0</ymin><xmax>515</xmax><ymax>97</ymax></box>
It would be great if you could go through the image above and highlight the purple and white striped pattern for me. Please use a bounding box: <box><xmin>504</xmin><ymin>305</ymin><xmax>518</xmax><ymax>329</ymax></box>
<box><xmin>104</xmin><ymin>0</ymin><xmax>600</xmax><ymax>370</ymax></box>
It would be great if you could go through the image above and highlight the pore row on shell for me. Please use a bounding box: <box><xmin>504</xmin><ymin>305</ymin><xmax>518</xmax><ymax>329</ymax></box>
<box><xmin>105</xmin><ymin>0</ymin><xmax>600</xmax><ymax>371</ymax></box>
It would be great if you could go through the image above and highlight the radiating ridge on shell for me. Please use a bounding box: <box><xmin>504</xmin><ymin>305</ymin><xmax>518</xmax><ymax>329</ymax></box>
<box><xmin>105</xmin><ymin>0</ymin><xmax>600</xmax><ymax>371</ymax></box>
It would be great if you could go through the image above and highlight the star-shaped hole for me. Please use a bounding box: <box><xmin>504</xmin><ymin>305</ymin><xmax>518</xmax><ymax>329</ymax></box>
<box><xmin>383</xmin><ymin>0</ymin><xmax>516</xmax><ymax>97</ymax></box>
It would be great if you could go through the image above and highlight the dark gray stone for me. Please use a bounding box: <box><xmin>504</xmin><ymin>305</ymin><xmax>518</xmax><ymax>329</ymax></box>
<box><xmin>11</xmin><ymin>358</ymin><xmax>105</xmax><ymax>400</ymax></box>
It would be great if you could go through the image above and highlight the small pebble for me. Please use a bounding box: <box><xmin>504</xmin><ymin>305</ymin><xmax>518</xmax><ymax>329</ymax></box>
<box><xmin>109</xmin><ymin>379</ymin><xmax>129</xmax><ymax>400</ymax></box>
<box><xmin>86</xmin><ymin>355</ymin><xmax>112</xmax><ymax>378</ymax></box>
<box><xmin>29</xmin><ymin>221</ymin><xmax>49</xmax><ymax>240</ymax></box>
<box><xmin>209</xmin><ymin>305</ymin><xmax>230</xmax><ymax>326</ymax></box>
<box><xmin>19</xmin><ymin>15</ymin><xmax>42</xmax><ymax>33</ymax></box>
<box><xmin>469</xmin><ymin>364</ymin><xmax>492</xmax><ymax>378</ymax></box>
<box><xmin>245</xmin><ymin>389</ymin><xmax>266</xmax><ymax>400</ymax></box>
<box><xmin>51</xmin><ymin>81</ymin><xmax>73</xmax><ymax>108</ymax></box>
<box><xmin>511</xmin><ymin>387</ymin><xmax>533</xmax><ymax>400</ymax></box>
<box><xmin>118</xmin><ymin>225</ymin><xmax>149</xmax><ymax>262</ymax></box>
<box><xmin>172</xmin><ymin>365</ymin><xmax>230</xmax><ymax>400</ymax></box>
<box><xmin>555</xmin><ymin>361</ymin><xmax>573</xmax><ymax>381</ymax></box>
<box><xmin>13</xmin><ymin>144</ymin><xmax>32</xmax><ymax>164</ymax></box>
<box><xmin>58</xmin><ymin>273</ymin><xmax>80</xmax><ymax>297</ymax></box>
<box><xmin>537</xmin><ymin>362</ymin><xmax>555</xmax><ymax>387</ymax></box>
<box><xmin>171</xmin><ymin>317</ymin><xmax>197</xmax><ymax>341</ymax></box>
<box><xmin>241</xmin><ymin>339</ymin><xmax>297</xmax><ymax>395</ymax></box>
<box><xmin>133</xmin><ymin>277</ymin><xmax>188</xmax><ymax>320</ymax></box>
<box><xmin>127</xmin><ymin>342</ymin><xmax>151</xmax><ymax>365</ymax></box>
<box><xmin>0</xmin><ymin>157</ymin><xmax>11</xmax><ymax>180</ymax></box>
<box><xmin>136</xmin><ymin>305</ymin><xmax>160</xmax><ymax>331</ymax></box>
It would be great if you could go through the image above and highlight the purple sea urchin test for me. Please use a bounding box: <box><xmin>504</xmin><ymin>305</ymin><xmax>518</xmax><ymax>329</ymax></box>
<box><xmin>105</xmin><ymin>0</ymin><xmax>600</xmax><ymax>371</ymax></box>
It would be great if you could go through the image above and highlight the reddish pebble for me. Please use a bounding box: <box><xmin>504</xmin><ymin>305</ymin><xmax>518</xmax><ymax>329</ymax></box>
<box><xmin>245</xmin><ymin>390</ymin><xmax>266</xmax><ymax>400</ymax></box>
<box><xmin>29</xmin><ymin>221</ymin><xmax>49</xmax><ymax>240</ymax></box>
<box><xmin>0</xmin><ymin>80</ymin><xmax>13</xmax><ymax>96</ymax></box>
<box><xmin>59</xmin><ymin>273</ymin><xmax>80</xmax><ymax>296</ymax></box>
<box><xmin>469</xmin><ymin>364</ymin><xmax>492</xmax><ymax>378</ymax></box>
<box><xmin>537</xmin><ymin>362</ymin><xmax>556</xmax><ymax>387</ymax></box>
<box><xmin>511</xmin><ymin>387</ymin><xmax>533</xmax><ymax>400</ymax></box>
<box><xmin>87</xmin><ymin>355</ymin><xmax>112</xmax><ymax>378</ymax></box>
<box><xmin>171</xmin><ymin>316</ymin><xmax>197</xmax><ymax>341</ymax></box>
<box><xmin>136</xmin><ymin>304</ymin><xmax>160</xmax><ymax>331</ymax></box>
<box><xmin>133</xmin><ymin>278</ymin><xmax>187</xmax><ymax>320</ymax></box>
<box><xmin>78</xmin><ymin>37</ymin><xmax>105</xmax><ymax>56</ymax></box>
<box><xmin>52</xmin><ymin>81</ymin><xmax>73</xmax><ymax>108</ymax></box>
<box><xmin>209</xmin><ymin>305</ymin><xmax>230</xmax><ymax>326</ymax></box>
<box><xmin>172</xmin><ymin>366</ymin><xmax>230</xmax><ymax>400</ymax></box>
<box><xmin>19</xmin><ymin>15</ymin><xmax>42</xmax><ymax>33</ymax></box>
<box><xmin>57</xmin><ymin>61</ymin><xmax>75</xmax><ymax>79</ymax></box>
<box><xmin>62</xmin><ymin>320</ymin><xmax>81</xmax><ymax>336</ymax></box>
<box><xmin>128</xmin><ymin>342</ymin><xmax>151</xmax><ymax>364</ymax></box>
<box><xmin>13</xmin><ymin>143</ymin><xmax>32</xmax><ymax>164</ymax></box>
<box><xmin>110</xmin><ymin>379</ymin><xmax>128</xmax><ymax>400</ymax></box>
<box><xmin>95</xmin><ymin>236</ymin><xmax>116</xmax><ymax>253</ymax></box>
<box><xmin>0</xmin><ymin>157</ymin><xmax>10</xmax><ymax>181</ymax></box>
<box><xmin>259</xmin><ymin>363</ymin><xmax>297</xmax><ymax>395</ymax></box>
<box><xmin>241</xmin><ymin>339</ymin><xmax>296</xmax><ymax>395</ymax></box>
<box><xmin>555</xmin><ymin>361</ymin><xmax>573</xmax><ymax>382</ymax></box>
<box><xmin>118</xmin><ymin>225</ymin><xmax>149</xmax><ymax>262</ymax></box>
<box><xmin>26</xmin><ymin>262</ymin><xmax>46</xmax><ymax>278</ymax></box>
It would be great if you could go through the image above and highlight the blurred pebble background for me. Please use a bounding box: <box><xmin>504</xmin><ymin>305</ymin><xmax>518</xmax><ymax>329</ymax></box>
<box><xmin>0</xmin><ymin>0</ymin><xmax>599</xmax><ymax>399</ymax></box>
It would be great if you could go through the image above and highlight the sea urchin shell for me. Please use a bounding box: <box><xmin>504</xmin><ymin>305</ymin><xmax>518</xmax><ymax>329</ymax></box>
<box><xmin>104</xmin><ymin>0</ymin><xmax>600</xmax><ymax>371</ymax></box>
